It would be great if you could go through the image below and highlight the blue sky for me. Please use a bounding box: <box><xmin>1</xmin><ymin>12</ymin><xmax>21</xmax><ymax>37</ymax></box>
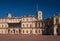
<box><xmin>0</xmin><ymin>0</ymin><xmax>60</xmax><ymax>18</ymax></box>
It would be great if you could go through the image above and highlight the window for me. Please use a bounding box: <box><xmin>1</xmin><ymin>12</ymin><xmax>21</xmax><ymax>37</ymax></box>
<box><xmin>16</xmin><ymin>30</ymin><xmax>18</xmax><ymax>33</ymax></box>
<box><xmin>2</xmin><ymin>25</ymin><xmax>4</xmax><ymax>27</ymax></box>
<box><xmin>26</xmin><ymin>24</ymin><xmax>28</xmax><ymax>27</ymax></box>
<box><xmin>35</xmin><ymin>30</ymin><xmax>37</xmax><ymax>33</ymax></box>
<box><xmin>30</xmin><ymin>24</ymin><xmax>32</xmax><ymax>27</ymax></box>
<box><xmin>5</xmin><ymin>25</ymin><xmax>7</xmax><ymax>27</ymax></box>
<box><xmin>39</xmin><ymin>30</ymin><xmax>40</xmax><ymax>33</ymax></box>
<box><xmin>5</xmin><ymin>30</ymin><xmax>7</xmax><ymax>33</ymax></box>
<box><xmin>43</xmin><ymin>22</ymin><xmax>45</xmax><ymax>28</ymax></box>
<box><xmin>13</xmin><ymin>29</ymin><xmax>15</xmax><ymax>32</ymax></box>
<box><xmin>19</xmin><ymin>29</ymin><xmax>21</xmax><ymax>33</ymax></box>
<box><xmin>23</xmin><ymin>24</ymin><xmax>24</xmax><ymax>27</ymax></box>
<box><xmin>2</xmin><ymin>30</ymin><xmax>3</xmax><ymax>33</ymax></box>
<box><xmin>11</xmin><ymin>31</ymin><xmax>12</xmax><ymax>33</ymax></box>
<box><xmin>56</xmin><ymin>19</ymin><xmax>58</xmax><ymax>25</ymax></box>
<box><xmin>23</xmin><ymin>30</ymin><xmax>24</xmax><ymax>33</ymax></box>
<box><xmin>26</xmin><ymin>30</ymin><xmax>28</xmax><ymax>33</ymax></box>
<box><xmin>8</xmin><ymin>29</ymin><xmax>10</xmax><ymax>32</ymax></box>
<box><xmin>30</xmin><ymin>30</ymin><xmax>32</xmax><ymax>34</ymax></box>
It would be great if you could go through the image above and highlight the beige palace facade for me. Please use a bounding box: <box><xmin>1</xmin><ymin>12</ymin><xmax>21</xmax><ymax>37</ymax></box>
<box><xmin>0</xmin><ymin>11</ymin><xmax>43</xmax><ymax>34</ymax></box>
<box><xmin>0</xmin><ymin>11</ymin><xmax>60</xmax><ymax>35</ymax></box>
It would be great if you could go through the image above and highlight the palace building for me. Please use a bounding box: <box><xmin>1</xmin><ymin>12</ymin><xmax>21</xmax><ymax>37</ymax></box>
<box><xmin>0</xmin><ymin>11</ymin><xmax>60</xmax><ymax>35</ymax></box>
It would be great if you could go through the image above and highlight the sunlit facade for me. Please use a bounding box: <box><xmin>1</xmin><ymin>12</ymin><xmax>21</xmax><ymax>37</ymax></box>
<box><xmin>0</xmin><ymin>11</ymin><xmax>60</xmax><ymax>35</ymax></box>
<box><xmin>0</xmin><ymin>11</ymin><xmax>43</xmax><ymax>34</ymax></box>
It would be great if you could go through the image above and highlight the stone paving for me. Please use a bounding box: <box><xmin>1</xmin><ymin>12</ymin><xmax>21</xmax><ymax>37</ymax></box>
<box><xmin>0</xmin><ymin>34</ymin><xmax>60</xmax><ymax>41</ymax></box>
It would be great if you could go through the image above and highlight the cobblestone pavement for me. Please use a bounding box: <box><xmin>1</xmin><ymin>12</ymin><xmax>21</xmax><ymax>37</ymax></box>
<box><xmin>0</xmin><ymin>34</ymin><xmax>60</xmax><ymax>41</ymax></box>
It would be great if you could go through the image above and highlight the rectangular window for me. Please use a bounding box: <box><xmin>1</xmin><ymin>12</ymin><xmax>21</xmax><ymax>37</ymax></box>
<box><xmin>30</xmin><ymin>24</ymin><xmax>32</xmax><ymax>27</ymax></box>
<box><xmin>35</xmin><ymin>30</ymin><xmax>37</xmax><ymax>33</ymax></box>
<box><xmin>11</xmin><ymin>31</ymin><xmax>12</xmax><ymax>33</ymax></box>
<box><xmin>43</xmin><ymin>22</ymin><xmax>45</xmax><ymax>28</ymax></box>
<box><xmin>56</xmin><ymin>19</ymin><xmax>58</xmax><ymax>25</ymax></box>
<box><xmin>5</xmin><ymin>25</ymin><xmax>7</xmax><ymax>27</ymax></box>
<box><xmin>2</xmin><ymin>25</ymin><xmax>3</xmax><ymax>27</ymax></box>
<box><xmin>5</xmin><ymin>30</ymin><xmax>7</xmax><ymax>33</ymax></box>
<box><xmin>23</xmin><ymin>24</ymin><xmax>24</xmax><ymax>27</ymax></box>
<box><xmin>2</xmin><ymin>30</ymin><xmax>3</xmax><ymax>33</ymax></box>
<box><xmin>26</xmin><ymin>30</ymin><xmax>28</xmax><ymax>33</ymax></box>
<box><xmin>19</xmin><ymin>29</ymin><xmax>21</xmax><ymax>33</ymax></box>
<box><xmin>30</xmin><ymin>30</ymin><xmax>32</xmax><ymax>34</ymax></box>
<box><xmin>39</xmin><ymin>30</ymin><xmax>40</xmax><ymax>33</ymax></box>
<box><xmin>16</xmin><ymin>30</ymin><xmax>18</xmax><ymax>33</ymax></box>
<box><xmin>26</xmin><ymin>24</ymin><xmax>28</xmax><ymax>27</ymax></box>
<box><xmin>23</xmin><ymin>30</ymin><xmax>24</xmax><ymax>33</ymax></box>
